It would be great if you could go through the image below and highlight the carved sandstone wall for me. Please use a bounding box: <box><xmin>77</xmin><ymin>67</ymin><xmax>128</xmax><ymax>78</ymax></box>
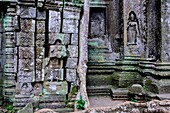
<box><xmin>0</xmin><ymin>0</ymin><xmax>82</xmax><ymax>109</ymax></box>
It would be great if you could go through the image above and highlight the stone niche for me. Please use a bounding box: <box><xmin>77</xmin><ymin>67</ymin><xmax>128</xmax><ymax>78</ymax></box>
<box><xmin>89</xmin><ymin>7</ymin><xmax>106</xmax><ymax>39</ymax></box>
<box><xmin>123</xmin><ymin>0</ymin><xmax>145</xmax><ymax>56</ymax></box>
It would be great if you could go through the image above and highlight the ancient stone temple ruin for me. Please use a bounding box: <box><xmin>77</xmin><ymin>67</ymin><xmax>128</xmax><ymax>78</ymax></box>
<box><xmin>0</xmin><ymin>0</ymin><xmax>170</xmax><ymax>112</ymax></box>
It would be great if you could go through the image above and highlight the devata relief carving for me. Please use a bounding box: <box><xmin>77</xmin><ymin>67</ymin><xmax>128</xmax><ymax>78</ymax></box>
<box><xmin>127</xmin><ymin>11</ymin><xmax>140</xmax><ymax>45</ymax></box>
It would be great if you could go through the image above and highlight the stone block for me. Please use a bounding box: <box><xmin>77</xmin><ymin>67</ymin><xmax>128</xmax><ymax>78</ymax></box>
<box><xmin>39</xmin><ymin>95</ymin><xmax>66</xmax><ymax>102</ymax></box>
<box><xmin>13</xmin><ymin>15</ymin><xmax>20</xmax><ymax>30</ymax></box>
<box><xmin>39</xmin><ymin>102</ymin><xmax>65</xmax><ymax>109</ymax></box>
<box><xmin>49</xmin><ymin>10</ymin><xmax>61</xmax><ymax>33</ymax></box>
<box><xmin>33</xmin><ymin>83</ymin><xmax>43</xmax><ymax>95</ymax></box>
<box><xmin>49</xmin><ymin>45</ymin><xmax>67</xmax><ymax>58</ymax></box>
<box><xmin>71</xmin><ymin>34</ymin><xmax>78</xmax><ymax>45</ymax></box>
<box><xmin>64</xmin><ymin>34</ymin><xmax>70</xmax><ymax>45</ymax></box>
<box><xmin>49</xmin><ymin>33</ymin><xmax>70</xmax><ymax>45</ymax></box>
<box><xmin>5</xmin><ymin>54</ymin><xmax>14</xmax><ymax>59</ymax></box>
<box><xmin>19</xmin><ymin>47</ymin><xmax>34</xmax><ymax>59</ymax></box>
<box><xmin>66</xmin><ymin>58</ymin><xmax>78</xmax><ymax>69</ymax></box>
<box><xmin>13</xmin><ymin>98</ymin><xmax>32</xmax><ymax>104</ymax></box>
<box><xmin>66</xmin><ymin>69</ymin><xmax>76</xmax><ymax>82</ymax></box>
<box><xmin>37</xmin><ymin>10</ymin><xmax>46</xmax><ymax>20</ymax></box>
<box><xmin>43</xmin><ymin>81</ymin><xmax>68</xmax><ymax>95</ymax></box>
<box><xmin>36</xmin><ymin>47</ymin><xmax>44</xmax><ymax>59</ymax></box>
<box><xmin>35</xmin><ymin>70</ymin><xmax>43</xmax><ymax>81</ymax></box>
<box><xmin>67</xmin><ymin>45</ymin><xmax>78</xmax><ymax>58</ymax></box>
<box><xmin>63</xmin><ymin>10</ymin><xmax>80</xmax><ymax>20</ymax></box>
<box><xmin>3</xmin><ymin>17</ymin><xmax>14</xmax><ymax>31</ymax></box>
<box><xmin>4</xmin><ymin>63</ymin><xmax>14</xmax><ymax>68</ymax></box>
<box><xmin>17</xmin><ymin>82</ymin><xmax>33</xmax><ymax>95</ymax></box>
<box><xmin>49</xmin><ymin>58</ymin><xmax>59</xmax><ymax>69</ymax></box>
<box><xmin>17</xmin><ymin>71</ymin><xmax>33</xmax><ymax>83</ymax></box>
<box><xmin>17</xmin><ymin>32</ymin><xmax>34</xmax><ymax>46</ymax></box>
<box><xmin>46</xmin><ymin>69</ymin><xmax>64</xmax><ymax>81</ymax></box>
<box><xmin>17</xmin><ymin>103</ymin><xmax>33</xmax><ymax>113</ymax></box>
<box><xmin>20</xmin><ymin>6</ymin><xmax>36</xmax><ymax>18</ymax></box>
<box><xmin>19</xmin><ymin>59</ymin><xmax>34</xmax><ymax>71</ymax></box>
<box><xmin>5</xmin><ymin>48</ymin><xmax>14</xmax><ymax>54</ymax></box>
<box><xmin>4</xmin><ymin>67</ymin><xmax>15</xmax><ymax>73</ymax></box>
<box><xmin>37</xmin><ymin>21</ymin><xmax>45</xmax><ymax>33</ymax></box>
<box><xmin>63</xmin><ymin>19</ymin><xmax>79</xmax><ymax>33</ymax></box>
<box><xmin>49</xmin><ymin>33</ymin><xmax>63</xmax><ymax>44</ymax></box>
<box><xmin>20</xmin><ymin>19</ymin><xmax>35</xmax><ymax>32</ymax></box>
<box><xmin>36</xmin><ymin>59</ymin><xmax>43</xmax><ymax>70</ymax></box>
<box><xmin>4</xmin><ymin>74</ymin><xmax>16</xmax><ymax>80</ymax></box>
<box><xmin>36</xmin><ymin>34</ymin><xmax>45</xmax><ymax>46</ymax></box>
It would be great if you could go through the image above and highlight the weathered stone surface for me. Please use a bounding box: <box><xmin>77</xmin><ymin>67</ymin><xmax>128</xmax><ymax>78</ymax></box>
<box><xmin>49</xmin><ymin>33</ymin><xmax>63</xmax><ymax>44</ymax></box>
<box><xmin>13</xmin><ymin>15</ymin><xmax>20</xmax><ymax>30</ymax></box>
<box><xmin>36</xmin><ymin>47</ymin><xmax>44</xmax><ymax>59</ymax></box>
<box><xmin>63</xmin><ymin>10</ymin><xmax>80</xmax><ymax>20</ymax></box>
<box><xmin>20</xmin><ymin>6</ymin><xmax>36</xmax><ymax>18</ymax></box>
<box><xmin>3</xmin><ymin>16</ymin><xmax>13</xmax><ymax>31</ymax></box>
<box><xmin>35</xmin><ymin>70</ymin><xmax>43</xmax><ymax>81</ymax></box>
<box><xmin>71</xmin><ymin>34</ymin><xmax>78</xmax><ymax>45</ymax></box>
<box><xmin>62</xmin><ymin>19</ymin><xmax>79</xmax><ymax>33</ymax></box>
<box><xmin>66</xmin><ymin>58</ymin><xmax>78</xmax><ymax>69</ymax></box>
<box><xmin>66</xmin><ymin>69</ymin><xmax>76</xmax><ymax>82</ymax></box>
<box><xmin>37</xmin><ymin>21</ymin><xmax>45</xmax><ymax>33</ymax></box>
<box><xmin>49</xmin><ymin>59</ymin><xmax>61</xmax><ymax>69</ymax></box>
<box><xmin>36</xmin><ymin>59</ymin><xmax>43</xmax><ymax>70</ymax></box>
<box><xmin>43</xmin><ymin>81</ymin><xmax>68</xmax><ymax>95</ymax></box>
<box><xmin>39</xmin><ymin>95</ymin><xmax>66</xmax><ymax>102</ymax></box>
<box><xmin>128</xmin><ymin>84</ymin><xmax>145</xmax><ymax>95</ymax></box>
<box><xmin>49</xmin><ymin>10</ymin><xmax>61</xmax><ymax>33</ymax></box>
<box><xmin>49</xmin><ymin>33</ymin><xmax>70</xmax><ymax>45</ymax></box>
<box><xmin>33</xmin><ymin>83</ymin><xmax>43</xmax><ymax>95</ymax></box>
<box><xmin>20</xmin><ymin>19</ymin><xmax>35</xmax><ymax>32</ymax></box>
<box><xmin>5</xmin><ymin>48</ymin><xmax>14</xmax><ymax>54</ymax></box>
<box><xmin>18</xmin><ymin>71</ymin><xmax>33</xmax><ymax>83</ymax></box>
<box><xmin>64</xmin><ymin>34</ymin><xmax>70</xmax><ymax>45</ymax></box>
<box><xmin>37</xmin><ymin>10</ymin><xmax>46</xmax><ymax>20</ymax></box>
<box><xmin>46</xmin><ymin>69</ymin><xmax>64</xmax><ymax>81</ymax></box>
<box><xmin>36</xmin><ymin>34</ymin><xmax>45</xmax><ymax>46</ymax></box>
<box><xmin>17</xmin><ymin>32</ymin><xmax>34</xmax><ymax>46</ymax></box>
<box><xmin>67</xmin><ymin>45</ymin><xmax>78</xmax><ymax>58</ymax></box>
<box><xmin>19</xmin><ymin>47</ymin><xmax>34</xmax><ymax>59</ymax></box>
<box><xmin>49</xmin><ymin>45</ymin><xmax>67</xmax><ymax>58</ymax></box>
<box><xmin>17</xmin><ymin>103</ymin><xmax>33</xmax><ymax>113</ymax></box>
<box><xmin>17</xmin><ymin>82</ymin><xmax>33</xmax><ymax>94</ymax></box>
<box><xmin>19</xmin><ymin>59</ymin><xmax>34</xmax><ymax>71</ymax></box>
<box><xmin>161</xmin><ymin>1</ymin><xmax>170</xmax><ymax>62</ymax></box>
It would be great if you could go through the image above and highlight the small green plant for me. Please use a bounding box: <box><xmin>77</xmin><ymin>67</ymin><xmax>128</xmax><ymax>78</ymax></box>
<box><xmin>143</xmin><ymin>85</ymin><xmax>148</xmax><ymax>91</ymax></box>
<box><xmin>75</xmin><ymin>95</ymin><xmax>85</xmax><ymax>110</ymax></box>
<box><xmin>131</xmin><ymin>97</ymin><xmax>138</xmax><ymax>102</ymax></box>
<box><xmin>65</xmin><ymin>99</ymin><xmax>69</xmax><ymax>108</ymax></box>
<box><xmin>6</xmin><ymin>105</ymin><xmax>16</xmax><ymax>113</ymax></box>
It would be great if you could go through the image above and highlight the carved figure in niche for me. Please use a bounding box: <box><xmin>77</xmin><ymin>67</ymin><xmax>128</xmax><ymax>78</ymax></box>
<box><xmin>127</xmin><ymin>11</ymin><xmax>140</xmax><ymax>45</ymax></box>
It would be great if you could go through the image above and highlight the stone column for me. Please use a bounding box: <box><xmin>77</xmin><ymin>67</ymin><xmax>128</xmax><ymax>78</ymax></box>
<box><xmin>3</xmin><ymin>3</ymin><xmax>17</xmax><ymax>102</ymax></box>
<box><xmin>161</xmin><ymin>0</ymin><xmax>170</xmax><ymax>62</ymax></box>
<box><xmin>143</xmin><ymin>0</ymin><xmax>170</xmax><ymax>94</ymax></box>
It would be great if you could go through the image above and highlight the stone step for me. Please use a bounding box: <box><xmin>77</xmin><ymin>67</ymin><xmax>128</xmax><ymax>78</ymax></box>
<box><xmin>39</xmin><ymin>102</ymin><xmax>66</xmax><ymax>109</ymax></box>
<box><xmin>87</xmin><ymin>61</ymin><xmax>115</xmax><ymax>66</ymax></box>
<box><xmin>111</xmin><ymin>88</ymin><xmax>128</xmax><ymax>100</ymax></box>
<box><xmin>39</xmin><ymin>95</ymin><xmax>66</xmax><ymax>102</ymax></box>
<box><xmin>87</xmin><ymin>86</ymin><xmax>111</xmax><ymax>96</ymax></box>
<box><xmin>88</xmin><ymin>47</ymin><xmax>109</xmax><ymax>53</ymax></box>
<box><xmin>88</xmin><ymin>65</ymin><xmax>115</xmax><ymax>69</ymax></box>
<box><xmin>53</xmin><ymin>108</ymin><xmax>74</xmax><ymax>113</ymax></box>
<box><xmin>87</xmin><ymin>69</ymin><xmax>114</xmax><ymax>74</ymax></box>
